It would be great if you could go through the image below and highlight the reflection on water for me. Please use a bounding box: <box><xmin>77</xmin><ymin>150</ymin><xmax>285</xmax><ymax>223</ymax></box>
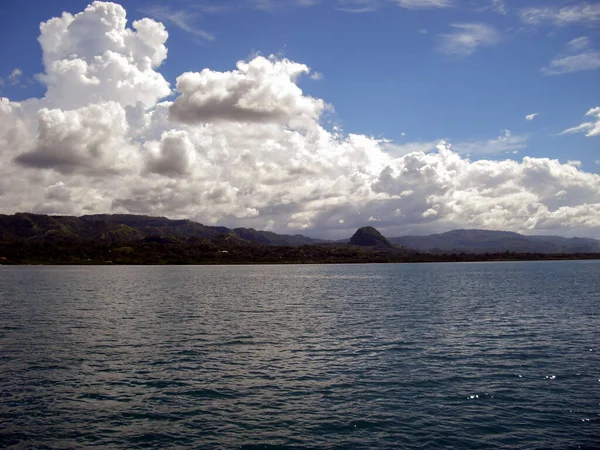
<box><xmin>1</xmin><ymin>262</ymin><xmax>599</xmax><ymax>448</ymax></box>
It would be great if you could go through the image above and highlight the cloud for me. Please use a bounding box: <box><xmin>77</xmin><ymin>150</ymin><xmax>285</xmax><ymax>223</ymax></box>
<box><xmin>561</xmin><ymin>107</ymin><xmax>600</xmax><ymax>137</ymax></box>
<box><xmin>525</xmin><ymin>113</ymin><xmax>538</xmax><ymax>121</ymax></box>
<box><xmin>8</xmin><ymin>68</ymin><xmax>23</xmax><ymax>86</ymax></box>
<box><xmin>141</xmin><ymin>5</ymin><xmax>214</xmax><ymax>42</ymax></box>
<box><xmin>14</xmin><ymin>101</ymin><xmax>138</xmax><ymax>175</ymax></box>
<box><xmin>169</xmin><ymin>56</ymin><xmax>327</xmax><ymax>125</ymax></box>
<box><xmin>3</xmin><ymin>1</ymin><xmax>600</xmax><ymax>239</ymax></box>
<box><xmin>490</xmin><ymin>0</ymin><xmax>506</xmax><ymax>14</ymax></box>
<box><xmin>253</xmin><ymin>0</ymin><xmax>319</xmax><ymax>12</ymax></box>
<box><xmin>381</xmin><ymin>139</ymin><xmax>440</xmax><ymax>157</ymax></box>
<box><xmin>336</xmin><ymin>0</ymin><xmax>452</xmax><ymax>12</ymax></box>
<box><xmin>37</xmin><ymin>1</ymin><xmax>170</xmax><ymax>109</ymax></box>
<box><xmin>144</xmin><ymin>129</ymin><xmax>197</xmax><ymax>176</ymax></box>
<box><xmin>390</xmin><ymin>0</ymin><xmax>453</xmax><ymax>8</ymax></box>
<box><xmin>520</xmin><ymin>3</ymin><xmax>600</xmax><ymax>26</ymax></box>
<box><xmin>452</xmin><ymin>129</ymin><xmax>529</xmax><ymax>156</ymax></box>
<box><xmin>541</xmin><ymin>37</ymin><xmax>600</xmax><ymax>76</ymax></box>
<box><xmin>438</xmin><ymin>23</ymin><xmax>500</xmax><ymax>56</ymax></box>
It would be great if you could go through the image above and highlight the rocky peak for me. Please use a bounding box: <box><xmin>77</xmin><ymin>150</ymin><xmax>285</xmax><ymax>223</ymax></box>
<box><xmin>349</xmin><ymin>226</ymin><xmax>393</xmax><ymax>248</ymax></box>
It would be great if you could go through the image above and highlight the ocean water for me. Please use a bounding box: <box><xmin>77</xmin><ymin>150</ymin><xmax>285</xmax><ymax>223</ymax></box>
<box><xmin>0</xmin><ymin>261</ymin><xmax>599</xmax><ymax>449</ymax></box>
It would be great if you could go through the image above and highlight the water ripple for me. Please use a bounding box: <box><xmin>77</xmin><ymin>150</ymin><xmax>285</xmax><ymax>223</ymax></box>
<box><xmin>1</xmin><ymin>261</ymin><xmax>599</xmax><ymax>449</ymax></box>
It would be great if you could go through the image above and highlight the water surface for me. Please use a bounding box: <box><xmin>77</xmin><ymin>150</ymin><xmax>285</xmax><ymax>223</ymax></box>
<box><xmin>1</xmin><ymin>262</ymin><xmax>599</xmax><ymax>448</ymax></box>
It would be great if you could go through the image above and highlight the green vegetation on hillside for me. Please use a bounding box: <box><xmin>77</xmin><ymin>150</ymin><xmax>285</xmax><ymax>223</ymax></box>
<box><xmin>1</xmin><ymin>213</ymin><xmax>599</xmax><ymax>264</ymax></box>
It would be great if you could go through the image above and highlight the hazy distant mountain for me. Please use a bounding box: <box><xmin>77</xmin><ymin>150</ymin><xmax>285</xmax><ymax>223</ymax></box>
<box><xmin>389</xmin><ymin>229</ymin><xmax>600</xmax><ymax>254</ymax></box>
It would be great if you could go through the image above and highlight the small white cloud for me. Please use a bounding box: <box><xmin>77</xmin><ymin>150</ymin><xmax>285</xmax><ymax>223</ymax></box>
<box><xmin>541</xmin><ymin>37</ymin><xmax>600</xmax><ymax>76</ymax></box>
<box><xmin>335</xmin><ymin>0</ymin><xmax>379</xmax><ymax>12</ymax></box>
<box><xmin>454</xmin><ymin>129</ymin><xmax>528</xmax><ymax>156</ymax></box>
<box><xmin>520</xmin><ymin>4</ymin><xmax>600</xmax><ymax>27</ymax></box>
<box><xmin>392</xmin><ymin>0</ymin><xmax>453</xmax><ymax>8</ymax></box>
<box><xmin>526</xmin><ymin>113</ymin><xmax>538</xmax><ymax>121</ymax></box>
<box><xmin>490</xmin><ymin>0</ymin><xmax>506</xmax><ymax>15</ymax></box>
<box><xmin>438</xmin><ymin>23</ymin><xmax>500</xmax><ymax>57</ymax></box>
<box><xmin>337</xmin><ymin>0</ymin><xmax>452</xmax><ymax>12</ymax></box>
<box><xmin>8</xmin><ymin>68</ymin><xmax>23</xmax><ymax>86</ymax></box>
<box><xmin>419</xmin><ymin>29</ymin><xmax>428</xmax><ymax>34</ymax></box>
<box><xmin>309</xmin><ymin>71</ymin><xmax>323</xmax><ymax>80</ymax></box>
<box><xmin>141</xmin><ymin>6</ymin><xmax>214</xmax><ymax>42</ymax></box>
<box><xmin>561</xmin><ymin>107</ymin><xmax>600</xmax><ymax>137</ymax></box>
<box><xmin>254</xmin><ymin>0</ymin><xmax>318</xmax><ymax>12</ymax></box>
<box><xmin>381</xmin><ymin>139</ymin><xmax>439</xmax><ymax>157</ymax></box>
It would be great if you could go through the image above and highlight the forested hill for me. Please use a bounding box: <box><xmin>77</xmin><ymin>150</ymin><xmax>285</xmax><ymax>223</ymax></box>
<box><xmin>0</xmin><ymin>213</ymin><xmax>322</xmax><ymax>246</ymax></box>
<box><xmin>1</xmin><ymin>213</ymin><xmax>599</xmax><ymax>256</ymax></box>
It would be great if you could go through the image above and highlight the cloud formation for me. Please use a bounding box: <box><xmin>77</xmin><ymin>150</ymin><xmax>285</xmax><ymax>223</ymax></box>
<box><xmin>452</xmin><ymin>130</ymin><xmax>528</xmax><ymax>156</ymax></box>
<box><xmin>438</xmin><ymin>23</ymin><xmax>500</xmax><ymax>56</ymax></box>
<box><xmin>2</xmin><ymin>1</ymin><xmax>600</xmax><ymax>239</ymax></box>
<box><xmin>141</xmin><ymin>5</ymin><xmax>215</xmax><ymax>42</ymax></box>
<box><xmin>169</xmin><ymin>56</ymin><xmax>327</xmax><ymax>125</ymax></box>
<box><xmin>520</xmin><ymin>3</ymin><xmax>600</xmax><ymax>26</ymax></box>
<box><xmin>37</xmin><ymin>1</ymin><xmax>170</xmax><ymax>109</ymax></box>
<box><xmin>525</xmin><ymin>113</ymin><xmax>538</xmax><ymax>121</ymax></box>
<box><xmin>336</xmin><ymin>0</ymin><xmax>452</xmax><ymax>12</ymax></box>
<box><xmin>8</xmin><ymin>69</ymin><xmax>23</xmax><ymax>86</ymax></box>
<box><xmin>541</xmin><ymin>37</ymin><xmax>600</xmax><ymax>76</ymax></box>
<box><xmin>391</xmin><ymin>0</ymin><xmax>453</xmax><ymax>8</ymax></box>
<box><xmin>561</xmin><ymin>107</ymin><xmax>600</xmax><ymax>137</ymax></box>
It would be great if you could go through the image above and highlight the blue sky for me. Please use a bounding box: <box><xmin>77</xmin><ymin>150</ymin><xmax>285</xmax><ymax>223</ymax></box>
<box><xmin>0</xmin><ymin>0</ymin><xmax>599</xmax><ymax>237</ymax></box>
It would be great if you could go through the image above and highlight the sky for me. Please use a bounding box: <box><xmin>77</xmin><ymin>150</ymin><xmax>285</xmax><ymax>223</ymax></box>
<box><xmin>0</xmin><ymin>0</ymin><xmax>598</xmax><ymax>239</ymax></box>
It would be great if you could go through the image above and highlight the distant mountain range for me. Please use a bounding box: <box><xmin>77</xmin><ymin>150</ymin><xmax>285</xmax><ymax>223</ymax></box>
<box><xmin>388</xmin><ymin>229</ymin><xmax>600</xmax><ymax>254</ymax></box>
<box><xmin>1</xmin><ymin>213</ymin><xmax>599</xmax><ymax>254</ymax></box>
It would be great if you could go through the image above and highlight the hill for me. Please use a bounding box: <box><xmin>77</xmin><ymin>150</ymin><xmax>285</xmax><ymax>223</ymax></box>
<box><xmin>349</xmin><ymin>226</ymin><xmax>394</xmax><ymax>248</ymax></box>
<box><xmin>0</xmin><ymin>213</ymin><xmax>321</xmax><ymax>246</ymax></box>
<box><xmin>389</xmin><ymin>229</ymin><xmax>600</xmax><ymax>254</ymax></box>
<box><xmin>1</xmin><ymin>214</ymin><xmax>599</xmax><ymax>263</ymax></box>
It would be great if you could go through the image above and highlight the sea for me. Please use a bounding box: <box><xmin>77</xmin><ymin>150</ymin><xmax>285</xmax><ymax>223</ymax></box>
<box><xmin>1</xmin><ymin>261</ymin><xmax>599</xmax><ymax>449</ymax></box>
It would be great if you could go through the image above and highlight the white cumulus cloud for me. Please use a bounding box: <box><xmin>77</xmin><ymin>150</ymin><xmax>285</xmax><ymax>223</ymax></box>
<box><xmin>169</xmin><ymin>56</ymin><xmax>327</xmax><ymax>125</ymax></box>
<box><xmin>1</xmin><ymin>1</ymin><xmax>600</xmax><ymax>239</ymax></box>
<box><xmin>37</xmin><ymin>1</ymin><xmax>171</xmax><ymax>109</ymax></box>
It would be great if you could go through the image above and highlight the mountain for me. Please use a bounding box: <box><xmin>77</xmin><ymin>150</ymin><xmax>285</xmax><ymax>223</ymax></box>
<box><xmin>1</xmin><ymin>214</ymin><xmax>599</xmax><ymax>255</ymax></box>
<box><xmin>389</xmin><ymin>229</ymin><xmax>600</xmax><ymax>254</ymax></box>
<box><xmin>349</xmin><ymin>226</ymin><xmax>394</xmax><ymax>248</ymax></box>
<box><xmin>0</xmin><ymin>213</ymin><xmax>321</xmax><ymax>246</ymax></box>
